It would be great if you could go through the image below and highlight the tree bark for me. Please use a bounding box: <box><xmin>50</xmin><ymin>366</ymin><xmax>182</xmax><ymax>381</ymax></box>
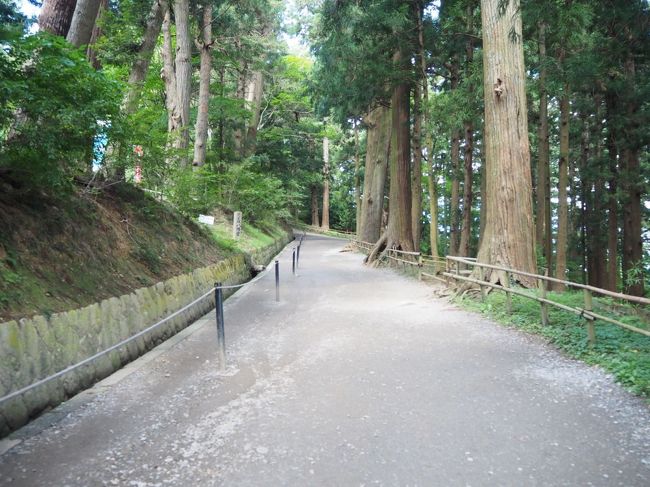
<box><xmin>383</xmin><ymin>68</ymin><xmax>414</xmax><ymax>253</ymax></box>
<box><xmin>172</xmin><ymin>0</ymin><xmax>192</xmax><ymax>166</ymax></box>
<box><xmin>123</xmin><ymin>0</ymin><xmax>164</xmax><ymax>115</ymax></box>
<box><xmin>354</xmin><ymin>123</ymin><xmax>362</xmax><ymax>235</ymax></box>
<box><xmin>243</xmin><ymin>70</ymin><xmax>265</xmax><ymax>157</ymax></box>
<box><xmin>321</xmin><ymin>137</ymin><xmax>330</xmax><ymax>230</ymax></box>
<box><xmin>621</xmin><ymin>57</ymin><xmax>644</xmax><ymax>296</ymax></box>
<box><xmin>359</xmin><ymin>106</ymin><xmax>391</xmax><ymax>242</ymax></box>
<box><xmin>411</xmin><ymin>76</ymin><xmax>423</xmax><ymax>252</ymax></box>
<box><xmin>478</xmin><ymin>137</ymin><xmax>486</xmax><ymax>250</ymax></box>
<box><xmin>475</xmin><ymin>0</ymin><xmax>536</xmax><ymax>287</ymax></box>
<box><xmin>587</xmin><ymin>96</ymin><xmax>606</xmax><ymax>288</ymax></box>
<box><xmin>449</xmin><ymin>56</ymin><xmax>461</xmax><ymax>256</ymax></box>
<box><xmin>458</xmin><ymin>1</ymin><xmax>476</xmax><ymax>258</ymax></box>
<box><xmin>605</xmin><ymin>93</ymin><xmax>619</xmax><ymax>292</ymax></box>
<box><xmin>192</xmin><ymin>4</ymin><xmax>213</xmax><ymax>167</ymax></box>
<box><xmin>311</xmin><ymin>186</ymin><xmax>320</xmax><ymax>226</ymax></box>
<box><xmin>536</xmin><ymin>21</ymin><xmax>552</xmax><ymax>271</ymax></box>
<box><xmin>39</xmin><ymin>0</ymin><xmax>77</xmax><ymax>37</ymax></box>
<box><xmin>161</xmin><ymin>3</ymin><xmax>180</xmax><ymax>136</ymax></box>
<box><xmin>458</xmin><ymin>121</ymin><xmax>473</xmax><ymax>257</ymax></box>
<box><xmin>66</xmin><ymin>0</ymin><xmax>102</xmax><ymax>47</ymax></box>
<box><xmin>555</xmin><ymin>89</ymin><xmax>570</xmax><ymax>289</ymax></box>
<box><xmin>428</xmin><ymin>158</ymin><xmax>440</xmax><ymax>258</ymax></box>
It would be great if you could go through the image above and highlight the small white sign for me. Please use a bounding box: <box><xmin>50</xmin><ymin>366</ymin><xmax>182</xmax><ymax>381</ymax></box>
<box><xmin>198</xmin><ymin>214</ymin><xmax>215</xmax><ymax>225</ymax></box>
<box><xmin>233</xmin><ymin>211</ymin><xmax>243</xmax><ymax>239</ymax></box>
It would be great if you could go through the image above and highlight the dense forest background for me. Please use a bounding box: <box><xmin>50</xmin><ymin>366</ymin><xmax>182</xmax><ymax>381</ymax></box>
<box><xmin>1</xmin><ymin>0</ymin><xmax>648</xmax><ymax>296</ymax></box>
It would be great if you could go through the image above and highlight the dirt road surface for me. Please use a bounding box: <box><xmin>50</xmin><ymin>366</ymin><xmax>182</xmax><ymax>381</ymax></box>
<box><xmin>1</xmin><ymin>234</ymin><xmax>649</xmax><ymax>486</ymax></box>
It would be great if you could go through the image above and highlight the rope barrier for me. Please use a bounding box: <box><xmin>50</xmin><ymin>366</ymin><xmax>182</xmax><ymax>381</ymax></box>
<box><xmin>0</xmin><ymin>240</ymin><xmax>297</xmax><ymax>408</ymax></box>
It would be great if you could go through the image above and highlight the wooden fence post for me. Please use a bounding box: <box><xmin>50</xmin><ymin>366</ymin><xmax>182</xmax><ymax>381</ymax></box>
<box><xmin>418</xmin><ymin>254</ymin><xmax>423</xmax><ymax>281</ymax></box>
<box><xmin>538</xmin><ymin>277</ymin><xmax>549</xmax><ymax>326</ymax></box>
<box><xmin>479</xmin><ymin>267</ymin><xmax>486</xmax><ymax>301</ymax></box>
<box><xmin>503</xmin><ymin>271</ymin><xmax>512</xmax><ymax>314</ymax></box>
<box><xmin>584</xmin><ymin>289</ymin><xmax>596</xmax><ymax>345</ymax></box>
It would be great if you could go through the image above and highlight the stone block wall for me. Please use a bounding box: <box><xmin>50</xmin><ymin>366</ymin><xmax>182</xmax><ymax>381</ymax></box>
<box><xmin>0</xmin><ymin>233</ymin><xmax>291</xmax><ymax>437</ymax></box>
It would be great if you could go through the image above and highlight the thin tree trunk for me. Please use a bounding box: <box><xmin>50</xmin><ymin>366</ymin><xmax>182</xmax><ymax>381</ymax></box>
<box><xmin>555</xmin><ymin>89</ymin><xmax>570</xmax><ymax>289</ymax></box>
<box><xmin>458</xmin><ymin>121</ymin><xmax>473</xmax><ymax>257</ymax></box>
<box><xmin>311</xmin><ymin>186</ymin><xmax>320</xmax><ymax>226</ymax></box>
<box><xmin>66</xmin><ymin>0</ymin><xmax>102</xmax><ymax>47</ymax></box>
<box><xmin>359</xmin><ymin>106</ymin><xmax>391</xmax><ymax>242</ymax></box>
<box><xmin>161</xmin><ymin>4</ymin><xmax>180</xmax><ymax>136</ymax></box>
<box><xmin>172</xmin><ymin>0</ymin><xmax>191</xmax><ymax>166</ymax></box>
<box><xmin>589</xmin><ymin>94</ymin><xmax>606</xmax><ymax>287</ymax></box>
<box><xmin>192</xmin><ymin>4</ymin><xmax>213</xmax><ymax>167</ymax></box>
<box><xmin>244</xmin><ymin>70</ymin><xmax>264</xmax><ymax>157</ymax></box>
<box><xmin>536</xmin><ymin>21</ymin><xmax>552</xmax><ymax>271</ymax></box>
<box><xmin>475</xmin><ymin>0</ymin><xmax>536</xmax><ymax>287</ymax></box>
<box><xmin>428</xmin><ymin>158</ymin><xmax>439</xmax><ymax>258</ymax></box>
<box><xmin>478</xmin><ymin>136</ymin><xmax>486</xmax><ymax>249</ymax></box>
<box><xmin>39</xmin><ymin>0</ymin><xmax>77</xmax><ymax>36</ymax></box>
<box><xmin>123</xmin><ymin>0</ymin><xmax>164</xmax><ymax>115</ymax></box>
<box><xmin>233</xmin><ymin>59</ymin><xmax>248</xmax><ymax>154</ymax></box>
<box><xmin>354</xmin><ymin>123</ymin><xmax>362</xmax><ymax>235</ymax></box>
<box><xmin>458</xmin><ymin>1</ymin><xmax>476</xmax><ymax>258</ymax></box>
<box><xmin>605</xmin><ymin>93</ymin><xmax>619</xmax><ymax>292</ymax></box>
<box><xmin>321</xmin><ymin>137</ymin><xmax>330</xmax><ymax>230</ymax></box>
<box><xmin>449</xmin><ymin>55</ymin><xmax>461</xmax><ymax>256</ymax></box>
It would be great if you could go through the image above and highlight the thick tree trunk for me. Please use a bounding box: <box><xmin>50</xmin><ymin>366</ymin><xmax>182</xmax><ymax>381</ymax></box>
<box><xmin>123</xmin><ymin>0</ymin><xmax>164</xmax><ymax>115</ymax></box>
<box><xmin>85</xmin><ymin>0</ymin><xmax>106</xmax><ymax>68</ymax></box>
<box><xmin>39</xmin><ymin>0</ymin><xmax>77</xmax><ymax>36</ymax></box>
<box><xmin>621</xmin><ymin>57</ymin><xmax>644</xmax><ymax>296</ymax></box>
<box><xmin>192</xmin><ymin>5</ymin><xmax>213</xmax><ymax>167</ymax></box>
<box><xmin>66</xmin><ymin>0</ymin><xmax>102</xmax><ymax>47</ymax></box>
<box><xmin>475</xmin><ymin>0</ymin><xmax>536</xmax><ymax>287</ymax></box>
<box><xmin>536</xmin><ymin>22</ymin><xmax>552</xmax><ymax>271</ymax></box>
<box><xmin>411</xmin><ymin>79</ymin><xmax>423</xmax><ymax>252</ymax></box>
<box><xmin>161</xmin><ymin>4</ymin><xmax>180</xmax><ymax>136</ymax></box>
<box><xmin>321</xmin><ymin>137</ymin><xmax>330</xmax><ymax>230</ymax></box>
<box><xmin>311</xmin><ymin>186</ymin><xmax>320</xmax><ymax>226</ymax></box>
<box><xmin>172</xmin><ymin>0</ymin><xmax>191</xmax><ymax>166</ymax></box>
<box><xmin>383</xmin><ymin>73</ymin><xmax>414</xmax><ymax>253</ymax></box>
<box><xmin>555</xmin><ymin>90</ymin><xmax>570</xmax><ymax>289</ymax></box>
<box><xmin>359</xmin><ymin>106</ymin><xmax>391</xmax><ymax>242</ymax></box>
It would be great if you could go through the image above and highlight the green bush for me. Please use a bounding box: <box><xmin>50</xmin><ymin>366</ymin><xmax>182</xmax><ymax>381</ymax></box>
<box><xmin>1</xmin><ymin>31</ymin><xmax>122</xmax><ymax>190</ymax></box>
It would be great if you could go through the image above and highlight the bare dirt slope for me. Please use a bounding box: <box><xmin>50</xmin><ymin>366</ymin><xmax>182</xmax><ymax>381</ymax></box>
<box><xmin>1</xmin><ymin>234</ymin><xmax>649</xmax><ymax>486</ymax></box>
<box><xmin>0</xmin><ymin>180</ymin><xmax>228</xmax><ymax>322</ymax></box>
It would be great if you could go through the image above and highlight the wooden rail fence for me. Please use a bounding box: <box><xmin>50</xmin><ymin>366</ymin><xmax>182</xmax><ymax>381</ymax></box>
<box><xmin>443</xmin><ymin>255</ymin><xmax>650</xmax><ymax>344</ymax></box>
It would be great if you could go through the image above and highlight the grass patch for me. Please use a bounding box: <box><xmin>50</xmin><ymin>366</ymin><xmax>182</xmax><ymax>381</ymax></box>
<box><xmin>455</xmin><ymin>289</ymin><xmax>650</xmax><ymax>399</ymax></box>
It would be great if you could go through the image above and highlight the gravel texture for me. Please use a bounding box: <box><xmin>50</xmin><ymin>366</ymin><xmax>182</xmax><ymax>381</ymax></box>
<box><xmin>0</xmin><ymin>234</ymin><xmax>648</xmax><ymax>486</ymax></box>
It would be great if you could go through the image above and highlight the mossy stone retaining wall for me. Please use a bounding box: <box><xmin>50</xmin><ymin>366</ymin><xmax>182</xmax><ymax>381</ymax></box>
<box><xmin>0</xmin><ymin>234</ymin><xmax>291</xmax><ymax>438</ymax></box>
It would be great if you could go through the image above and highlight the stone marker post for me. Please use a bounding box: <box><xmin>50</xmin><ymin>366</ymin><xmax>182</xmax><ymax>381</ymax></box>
<box><xmin>233</xmin><ymin>211</ymin><xmax>243</xmax><ymax>239</ymax></box>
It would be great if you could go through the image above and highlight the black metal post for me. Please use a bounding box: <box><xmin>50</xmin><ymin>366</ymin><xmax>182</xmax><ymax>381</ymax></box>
<box><xmin>214</xmin><ymin>283</ymin><xmax>226</xmax><ymax>371</ymax></box>
<box><xmin>296</xmin><ymin>244</ymin><xmax>300</xmax><ymax>268</ymax></box>
<box><xmin>275</xmin><ymin>260</ymin><xmax>280</xmax><ymax>302</ymax></box>
<box><xmin>292</xmin><ymin>249</ymin><xmax>296</xmax><ymax>276</ymax></box>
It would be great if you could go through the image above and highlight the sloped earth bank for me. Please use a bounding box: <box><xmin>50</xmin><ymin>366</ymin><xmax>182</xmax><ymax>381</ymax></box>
<box><xmin>1</xmin><ymin>235</ymin><xmax>649</xmax><ymax>486</ymax></box>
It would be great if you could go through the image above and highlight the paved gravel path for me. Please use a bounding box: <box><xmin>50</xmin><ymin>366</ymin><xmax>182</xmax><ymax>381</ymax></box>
<box><xmin>1</xmin><ymin>234</ymin><xmax>649</xmax><ymax>486</ymax></box>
